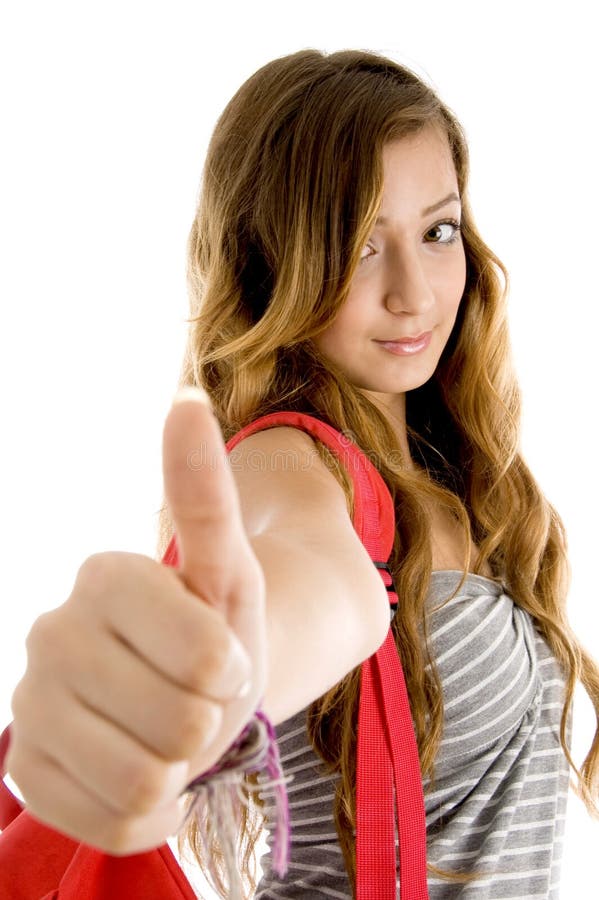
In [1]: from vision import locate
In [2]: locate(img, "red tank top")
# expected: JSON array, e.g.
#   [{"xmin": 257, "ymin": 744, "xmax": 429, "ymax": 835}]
[{"xmin": 0, "ymin": 411, "xmax": 428, "ymax": 899}]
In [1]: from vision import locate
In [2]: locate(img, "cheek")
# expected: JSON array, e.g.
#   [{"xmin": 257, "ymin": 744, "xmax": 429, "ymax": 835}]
[
  {"xmin": 313, "ymin": 307, "xmax": 361, "ymax": 356},
  {"xmin": 441, "ymin": 253, "xmax": 467, "ymax": 320},
  {"xmin": 312, "ymin": 322, "xmax": 341, "ymax": 361}
]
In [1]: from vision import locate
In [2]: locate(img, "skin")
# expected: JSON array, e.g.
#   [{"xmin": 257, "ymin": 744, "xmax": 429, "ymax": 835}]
[
  {"xmin": 7, "ymin": 390, "xmax": 268, "ymax": 854},
  {"xmin": 313, "ymin": 124, "xmax": 467, "ymax": 464},
  {"xmin": 5, "ymin": 128, "xmax": 472, "ymax": 855}
]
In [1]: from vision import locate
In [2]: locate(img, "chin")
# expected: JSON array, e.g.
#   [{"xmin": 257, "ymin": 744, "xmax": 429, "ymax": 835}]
[{"xmin": 360, "ymin": 365, "xmax": 439, "ymax": 395}]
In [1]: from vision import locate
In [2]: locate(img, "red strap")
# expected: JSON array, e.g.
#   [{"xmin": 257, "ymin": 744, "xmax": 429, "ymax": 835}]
[
  {"xmin": 1, "ymin": 409, "xmax": 428, "ymax": 898},
  {"xmin": 224, "ymin": 412, "xmax": 429, "ymax": 897},
  {"xmin": 357, "ymin": 637, "xmax": 429, "ymax": 899}
]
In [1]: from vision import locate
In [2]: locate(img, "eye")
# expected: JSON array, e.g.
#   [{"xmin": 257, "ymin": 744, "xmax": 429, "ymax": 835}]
[
  {"xmin": 425, "ymin": 219, "xmax": 462, "ymax": 245},
  {"xmin": 359, "ymin": 243, "xmax": 376, "ymax": 263},
  {"xmin": 359, "ymin": 218, "xmax": 462, "ymax": 265}
]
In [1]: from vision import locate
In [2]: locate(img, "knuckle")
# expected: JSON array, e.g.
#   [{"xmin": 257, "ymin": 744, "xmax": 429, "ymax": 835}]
[
  {"xmin": 10, "ymin": 678, "xmax": 27, "ymax": 720},
  {"xmin": 25, "ymin": 611, "xmax": 56, "ymax": 653},
  {"xmin": 25, "ymin": 611, "xmax": 66, "ymax": 668},
  {"xmin": 181, "ymin": 632, "xmax": 233, "ymax": 693},
  {"xmin": 91, "ymin": 812, "xmax": 138, "ymax": 855},
  {"xmin": 170, "ymin": 698, "xmax": 222, "ymax": 758},
  {"xmin": 119, "ymin": 758, "xmax": 172, "ymax": 817},
  {"xmin": 173, "ymin": 479, "xmax": 238, "ymax": 525},
  {"xmin": 202, "ymin": 635, "xmax": 232, "ymax": 680},
  {"xmin": 202, "ymin": 632, "xmax": 242, "ymax": 686},
  {"xmin": 202, "ymin": 487, "xmax": 239, "ymax": 520},
  {"xmin": 9, "ymin": 675, "xmax": 40, "ymax": 740},
  {"xmin": 95, "ymin": 804, "xmax": 179, "ymax": 857},
  {"xmin": 76, "ymin": 552, "xmax": 119, "ymax": 598}
]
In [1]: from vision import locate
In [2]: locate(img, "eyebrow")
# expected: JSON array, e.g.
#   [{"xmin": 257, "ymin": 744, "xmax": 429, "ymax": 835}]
[{"xmin": 375, "ymin": 192, "xmax": 461, "ymax": 226}]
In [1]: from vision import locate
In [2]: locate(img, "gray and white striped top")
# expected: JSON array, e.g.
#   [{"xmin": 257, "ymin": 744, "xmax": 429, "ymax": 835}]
[{"xmin": 256, "ymin": 570, "xmax": 571, "ymax": 899}]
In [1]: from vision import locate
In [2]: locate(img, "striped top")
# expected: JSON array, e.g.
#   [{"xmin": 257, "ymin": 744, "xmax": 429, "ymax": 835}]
[{"xmin": 255, "ymin": 570, "xmax": 571, "ymax": 899}]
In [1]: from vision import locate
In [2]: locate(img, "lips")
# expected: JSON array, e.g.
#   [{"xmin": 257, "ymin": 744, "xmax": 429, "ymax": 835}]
[
  {"xmin": 374, "ymin": 331, "xmax": 433, "ymax": 356},
  {"xmin": 377, "ymin": 331, "xmax": 431, "ymax": 343}
]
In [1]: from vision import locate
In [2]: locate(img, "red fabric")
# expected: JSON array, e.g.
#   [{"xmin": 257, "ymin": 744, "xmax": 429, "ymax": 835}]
[
  {"xmin": 0, "ymin": 411, "xmax": 428, "ymax": 898},
  {"xmin": 222, "ymin": 412, "xmax": 429, "ymax": 898},
  {"xmin": 0, "ymin": 727, "xmax": 195, "ymax": 900}
]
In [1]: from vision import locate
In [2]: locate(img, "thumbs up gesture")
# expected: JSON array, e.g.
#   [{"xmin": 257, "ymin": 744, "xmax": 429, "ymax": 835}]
[{"xmin": 7, "ymin": 386, "xmax": 268, "ymax": 854}]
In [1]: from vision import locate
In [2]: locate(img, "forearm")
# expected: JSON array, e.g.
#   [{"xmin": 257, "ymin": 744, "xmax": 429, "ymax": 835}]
[{"xmin": 249, "ymin": 530, "xmax": 389, "ymax": 726}]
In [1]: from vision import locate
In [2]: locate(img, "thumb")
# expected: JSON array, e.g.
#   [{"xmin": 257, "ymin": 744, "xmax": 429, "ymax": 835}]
[{"xmin": 162, "ymin": 385, "xmax": 244, "ymax": 614}]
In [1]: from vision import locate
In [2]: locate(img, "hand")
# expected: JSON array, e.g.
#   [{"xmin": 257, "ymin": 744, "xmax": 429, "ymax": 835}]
[{"xmin": 6, "ymin": 386, "xmax": 268, "ymax": 854}]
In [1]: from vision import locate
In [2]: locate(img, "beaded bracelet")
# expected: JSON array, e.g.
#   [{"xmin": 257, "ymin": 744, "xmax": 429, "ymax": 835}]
[{"xmin": 178, "ymin": 705, "xmax": 291, "ymax": 898}]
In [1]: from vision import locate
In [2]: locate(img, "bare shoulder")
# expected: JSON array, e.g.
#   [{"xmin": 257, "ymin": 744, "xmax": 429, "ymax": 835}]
[{"xmin": 229, "ymin": 425, "xmax": 352, "ymax": 539}]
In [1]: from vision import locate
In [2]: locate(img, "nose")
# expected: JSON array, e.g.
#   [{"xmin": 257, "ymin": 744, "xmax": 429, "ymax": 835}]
[{"xmin": 383, "ymin": 246, "xmax": 435, "ymax": 316}]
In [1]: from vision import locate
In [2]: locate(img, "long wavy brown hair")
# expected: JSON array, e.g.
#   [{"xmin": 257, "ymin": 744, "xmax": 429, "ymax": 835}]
[{"xmin": 155, "ymin": 48, "xmax": 599, "ymax": 898}]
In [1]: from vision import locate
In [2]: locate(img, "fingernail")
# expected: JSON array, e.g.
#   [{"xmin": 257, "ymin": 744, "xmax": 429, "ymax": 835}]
[
  {"xmin": 235, "ymin": 679, "xmax": 252, "ymax": 699},
  {"xmin": 172, "ymin": 385, "xmax": 211, "ymax": 407}
]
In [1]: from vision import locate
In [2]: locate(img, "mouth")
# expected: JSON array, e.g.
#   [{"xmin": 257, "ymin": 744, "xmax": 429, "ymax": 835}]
[
  {"xmin": 373, "ymin": 331, "xmax": 432, "ymax": 355},
  {"xmin": 376, "ymin": 331, "xmax": 431, "ymax": 343}
]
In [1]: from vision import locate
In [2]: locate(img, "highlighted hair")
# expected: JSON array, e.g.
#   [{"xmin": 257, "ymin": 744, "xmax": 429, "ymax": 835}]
[{"xmin": 156, "ymin": 48, "xmax": 599, "ymax": 898}]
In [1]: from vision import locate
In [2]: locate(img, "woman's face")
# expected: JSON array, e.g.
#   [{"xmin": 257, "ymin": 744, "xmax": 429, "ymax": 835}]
[{"xmin": 313, "ymin": 125, "xmax": 467, "ymax": 418}]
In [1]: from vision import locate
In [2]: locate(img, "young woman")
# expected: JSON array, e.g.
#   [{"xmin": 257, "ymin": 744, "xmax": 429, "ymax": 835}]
[{"xmin": 5, "ymin": 48, "xmax": 599, "ymax": 899}]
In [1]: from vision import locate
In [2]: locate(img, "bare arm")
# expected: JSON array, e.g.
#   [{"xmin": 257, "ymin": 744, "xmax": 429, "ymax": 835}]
[
  {"xmin": 231, "ymin": 427, "xmax": 390, "ymax": 726},
  {"xmin": 6, "ymin": 408, "xmax": 389, "ymax": 855}
]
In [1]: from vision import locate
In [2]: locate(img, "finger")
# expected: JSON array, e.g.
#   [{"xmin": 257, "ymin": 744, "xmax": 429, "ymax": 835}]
[
  {"xmin": 5, "ymin": 735, "xmax": 184, "ymax": 856},
  {"xmin": 162, "ymin": 386, "xmax": 247, "ymax": 613},
  {"xmin": 15, "ymin": 635, "xmax": 225, "ymax": 768},
  {"xmin": 62, "ymin": 554, "xmax": 252, "ymax": 698},
  {"xmin": 11, "ymin": 681, "xmax": 191, "ymax": 817}
]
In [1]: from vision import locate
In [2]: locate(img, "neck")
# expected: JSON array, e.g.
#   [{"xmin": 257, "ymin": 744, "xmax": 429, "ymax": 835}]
[{"xmin": 359, "ymin": 390, "xmax": 416, "ymax": 471}]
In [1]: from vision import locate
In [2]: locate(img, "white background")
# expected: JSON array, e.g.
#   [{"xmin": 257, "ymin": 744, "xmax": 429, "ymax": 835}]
[{"xmin": 1, "ymin": 1, "xmax": 597, "ymax": 896}]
